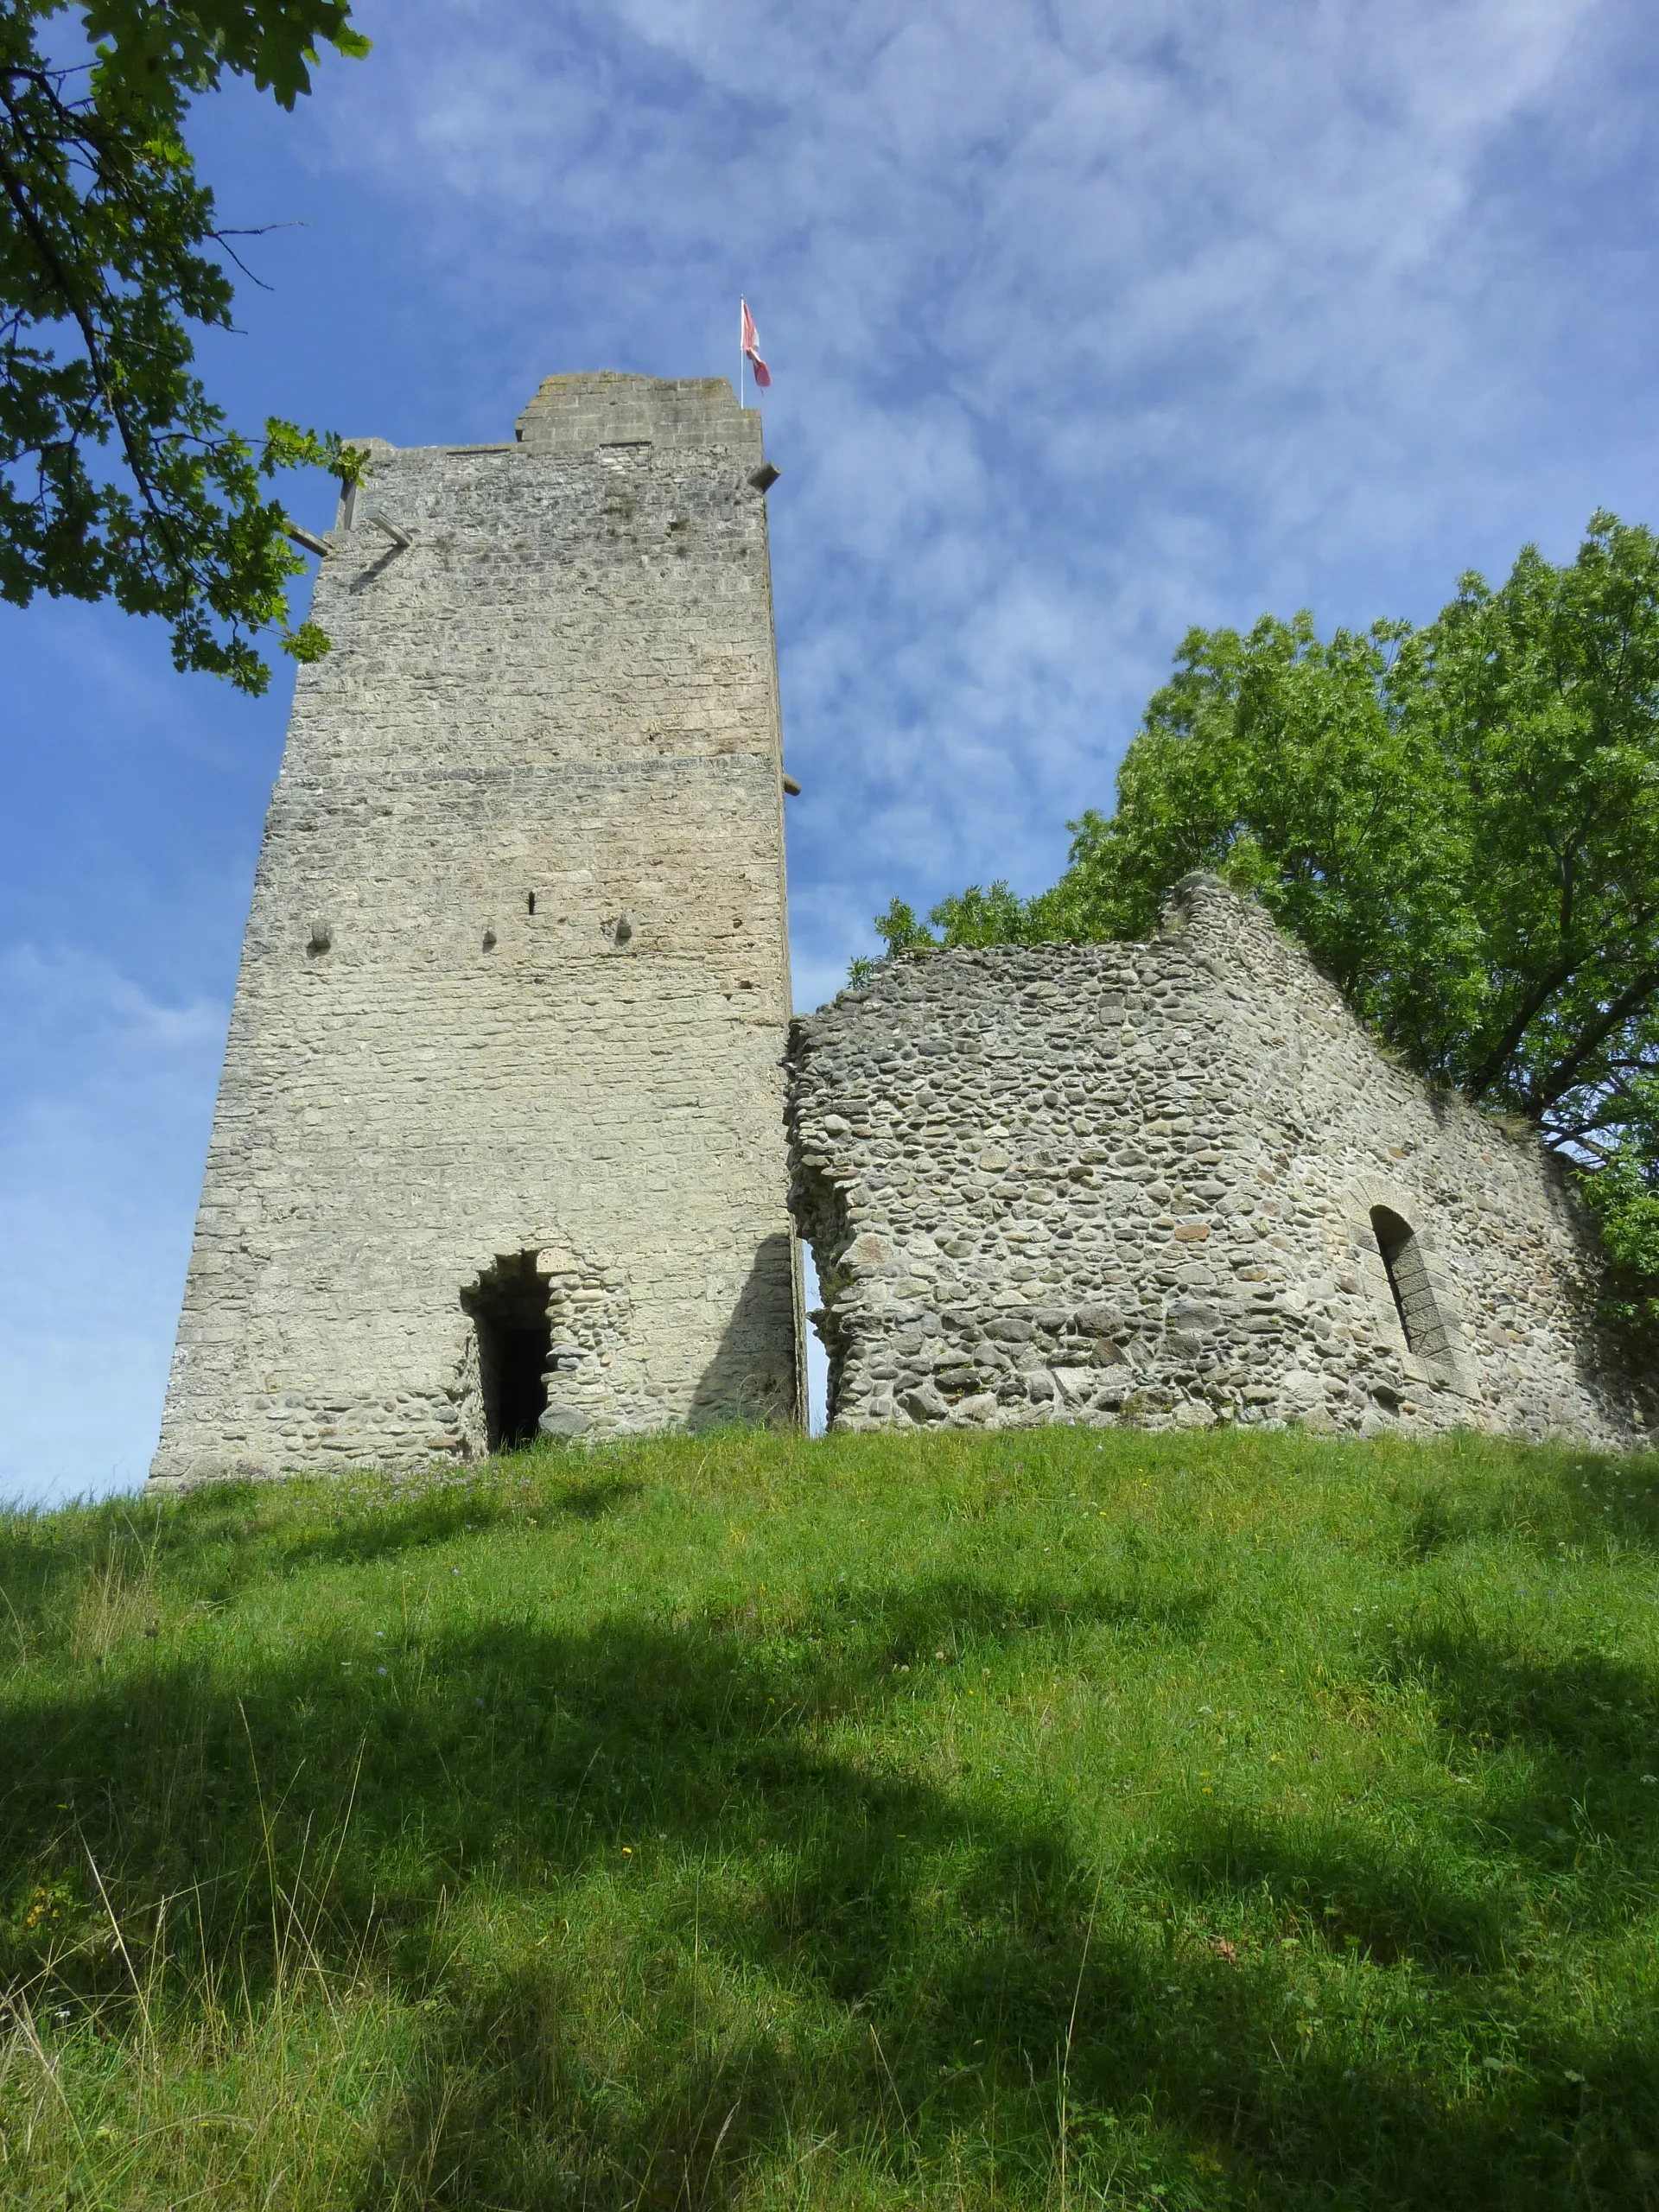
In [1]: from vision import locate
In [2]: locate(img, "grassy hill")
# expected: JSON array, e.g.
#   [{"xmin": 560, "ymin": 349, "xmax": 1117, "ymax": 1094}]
[{"xmin": 2, "ymin": 1425, "xmax": 1658, "ymax": 2209}]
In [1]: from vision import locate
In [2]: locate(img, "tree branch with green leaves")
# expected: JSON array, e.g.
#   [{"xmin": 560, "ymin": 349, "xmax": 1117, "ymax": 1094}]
[{"xmin": 1, "ymin": 0, "xmax": 369, "ymax": 692}]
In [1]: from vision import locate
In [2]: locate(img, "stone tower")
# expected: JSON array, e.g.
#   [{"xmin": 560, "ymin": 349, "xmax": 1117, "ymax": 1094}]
[{"xmin": 149, "ymin": 373, "xmax": 803, "ymax": 1492}]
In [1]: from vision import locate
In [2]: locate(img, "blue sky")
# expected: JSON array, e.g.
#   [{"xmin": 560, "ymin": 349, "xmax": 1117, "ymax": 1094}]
[{"xmin": 4, "ymin": 0, "xmax": 1657, "ymax": 1501}]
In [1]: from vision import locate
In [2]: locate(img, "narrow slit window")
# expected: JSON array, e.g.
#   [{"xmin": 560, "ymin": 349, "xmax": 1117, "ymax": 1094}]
[{"xmin": 1370, "ymin": 1206, "xmax": 1451, "ymax": 1363}]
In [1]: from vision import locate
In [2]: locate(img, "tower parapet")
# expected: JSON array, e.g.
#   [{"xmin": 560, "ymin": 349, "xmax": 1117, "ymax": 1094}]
[{"xmin": 513, "ymin": 371, "xmax": 760, "ymax": 454}]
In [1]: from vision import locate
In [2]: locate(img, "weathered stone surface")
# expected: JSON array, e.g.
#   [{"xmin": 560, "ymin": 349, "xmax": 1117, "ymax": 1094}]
[
  {"xmin": 148, "ymin": 374, "xmax": 802, "ymax": 1494},
  {"xmin": 537, "ymin": 1407, "xmax": 593, "ymax": 1441},
  {"xmin": 788, "ymin": 875, "xmax": 1656, "ymax": 1448}
]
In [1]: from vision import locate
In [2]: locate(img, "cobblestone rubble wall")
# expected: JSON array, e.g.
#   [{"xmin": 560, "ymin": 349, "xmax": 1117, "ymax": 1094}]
[
  {"xmin": 149, "ymin": 374, "xmax": 801, "ymax": 1492},
  {"xmin": 788, "ymin": 876, "xmax": 1655, "ymax": 1448}
]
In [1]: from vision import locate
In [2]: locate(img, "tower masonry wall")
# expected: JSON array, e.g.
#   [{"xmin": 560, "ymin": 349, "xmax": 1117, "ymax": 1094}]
[
  {"xmin": 788, "ymin": 876, "xmax": 1656, "ymax": 1448},
  {"xmin": 149, "ymin": 374, "xmax": 802, "ymax": 1491}
]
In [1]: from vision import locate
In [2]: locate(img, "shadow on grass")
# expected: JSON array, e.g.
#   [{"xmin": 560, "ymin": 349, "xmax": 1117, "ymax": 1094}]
[
  {"xmin": 369, "ymin": 1973, "xmax": 819, "ymax": 2212},
  {"xmin": 3, "ymin": 1573, "xmax": 1658, "ymax": 2204},
  {"xmin": 0, "ymin": 1465, "xmax": 652, "ymax": 1652},
  {"xmin": 241, "ymin": 1467, "xmax": 649, "ymax": 1578},
  {"xmin": 1381, "ymin": 1630, "xmax": 1659, "ymax": 1894},
  {"xmin": 1384, "ymin": 1443, "xmax": 1659, "ymax": 1563},
  {"xmin": 1154, "ymin": 1806, "xmax": 1511, "ymax": 1968}
]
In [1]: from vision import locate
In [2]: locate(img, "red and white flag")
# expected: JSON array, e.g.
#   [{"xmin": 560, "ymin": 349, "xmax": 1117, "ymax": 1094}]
[{"xmin": 740, "ymin": 297, "xmax": 772, "ymax": 389}]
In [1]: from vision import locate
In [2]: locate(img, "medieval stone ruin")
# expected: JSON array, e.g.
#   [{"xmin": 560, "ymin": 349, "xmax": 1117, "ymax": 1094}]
[
  {"xmin": 790, "ymin": 874, "xmax": 1654, "ymax": 1448},
  {"xmin": 148, "ymin": 374, "xmax": 1652, "ymax": 1491}
]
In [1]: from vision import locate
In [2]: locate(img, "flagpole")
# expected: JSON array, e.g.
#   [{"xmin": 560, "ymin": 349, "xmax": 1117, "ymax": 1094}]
[{"xmin": 738, "ymin": 297, "xmax": 745, "ymax": 409}]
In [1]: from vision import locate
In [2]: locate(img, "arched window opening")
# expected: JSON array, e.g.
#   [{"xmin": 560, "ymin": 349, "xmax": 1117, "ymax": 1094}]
[
  {"xmin": 1370, "ymin": 1206, "xmax": 1451, "ymax": 1363},
  {"xmin": 461, "ymin": 1251, "xmax": 551, "ymax": 1449}
]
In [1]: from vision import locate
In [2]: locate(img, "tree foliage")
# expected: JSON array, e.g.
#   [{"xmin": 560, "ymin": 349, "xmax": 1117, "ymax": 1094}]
[
  {"xmin": 874, "ymin": 516, "xmax": 1659, "ymax": 1336},
  {"xmin": 1, "ymin": 0, "xmax": 368, "ymax": 690}
]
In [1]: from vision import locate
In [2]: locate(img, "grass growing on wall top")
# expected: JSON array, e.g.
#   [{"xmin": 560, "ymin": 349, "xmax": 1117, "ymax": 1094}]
[{"xmin": 2, "ymin": 1424, "xmax": 1659, "ymax": 2209}]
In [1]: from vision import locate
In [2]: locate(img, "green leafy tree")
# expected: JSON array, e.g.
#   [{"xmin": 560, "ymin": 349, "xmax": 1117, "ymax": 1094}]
[
  {"xmin": 874, "ymin": 515, "xmax": 1659, "ymax": 1335},
  {"xmin": 2, "ymin": 0, "xmax": 369, "ymax": 691}
]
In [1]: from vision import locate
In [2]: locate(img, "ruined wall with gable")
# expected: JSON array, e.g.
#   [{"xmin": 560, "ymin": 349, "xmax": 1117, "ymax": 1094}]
[
  {"xmin": 149, "ymin": 373, "xmax": 801, "ymax": 1491},
  {"xmin": 788, "ymin": 876, "xmax": 1654, "ymax": 1449}
]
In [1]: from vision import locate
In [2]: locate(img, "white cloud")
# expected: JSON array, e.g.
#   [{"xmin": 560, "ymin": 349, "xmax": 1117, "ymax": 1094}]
[
  {"xmin": 305, "ymin": 0, "xmax": 1643, "ymax": 990},
  {"xmin": 14, "ymin": 0, "xmax": 1656, "ymax": 1491}
]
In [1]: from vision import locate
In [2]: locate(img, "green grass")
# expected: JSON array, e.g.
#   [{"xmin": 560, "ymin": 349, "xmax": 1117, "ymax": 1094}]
[{"xmin": 3, "ymin": 1426, "xmax": 1659, "ymax": 2209}]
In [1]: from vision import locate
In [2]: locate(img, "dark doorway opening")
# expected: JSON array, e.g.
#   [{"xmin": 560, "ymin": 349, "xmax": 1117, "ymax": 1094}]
[
  {"xmin": 1370, "ymin": 1205, "xmax": 1451, "ymax": 1363},
  {"xmin": 461, "ymin": 1252, "xmax": 551, "ymax": 1449}
]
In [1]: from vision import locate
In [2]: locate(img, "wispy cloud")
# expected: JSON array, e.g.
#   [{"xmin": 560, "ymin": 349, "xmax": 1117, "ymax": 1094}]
[
  {"xmin": 306, "ymin": 0, "xmax": 1652, "ymax": 1006},
  {"xmin": 7, "ymin": 0, "xmax": 1656, "ymax": 1493}
]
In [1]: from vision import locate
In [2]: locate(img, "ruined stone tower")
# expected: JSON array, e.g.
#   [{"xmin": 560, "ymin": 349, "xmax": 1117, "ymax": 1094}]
[
  {"xmin": 148, "ymin": 373, "xmax": 802, "ymax": 1491},
  {"xmin": 789, "ymin": 877, "xmax": 1656, "ymax": 1451}
]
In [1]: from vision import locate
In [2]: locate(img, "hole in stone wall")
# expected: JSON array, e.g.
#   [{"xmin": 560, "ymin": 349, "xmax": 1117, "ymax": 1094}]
[
  {"xmin": 527, "ymin": 892, "xmax": 537, "ymax": 915},
  {"xmin": 791, "ymin": 1160, "xmax": 854, "ymax": 1427},
  {"xmin": 461, "ymin": 1252, "xmax": 551, "ymax": 1449},
  {"xmin": 1370, "ymin": 1205, "xmax": 1452, "ymax": 1363},
  {"xmin": 801, "ymin": 1244, "xmax": 829, "ymax": 1436}
]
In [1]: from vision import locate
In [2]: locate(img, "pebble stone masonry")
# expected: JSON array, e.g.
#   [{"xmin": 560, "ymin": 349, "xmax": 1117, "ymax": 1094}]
[
  {"xmin": 788, "ymin": 875, "xmax": 1656, "ymax": 1447},
  {"xmin": 148, "ymin": 373, "xmax": 804, "ymax": 1492}
]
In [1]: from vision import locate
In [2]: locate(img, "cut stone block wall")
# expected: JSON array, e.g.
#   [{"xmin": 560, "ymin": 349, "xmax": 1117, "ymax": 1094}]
[
  {"xmin": 787, "ymin": 875, "xmax": 1655, "ymax": 1449},
  {"xmin": 149, "ymin": 373, "xmax": 802, "ymax": 1491}
]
